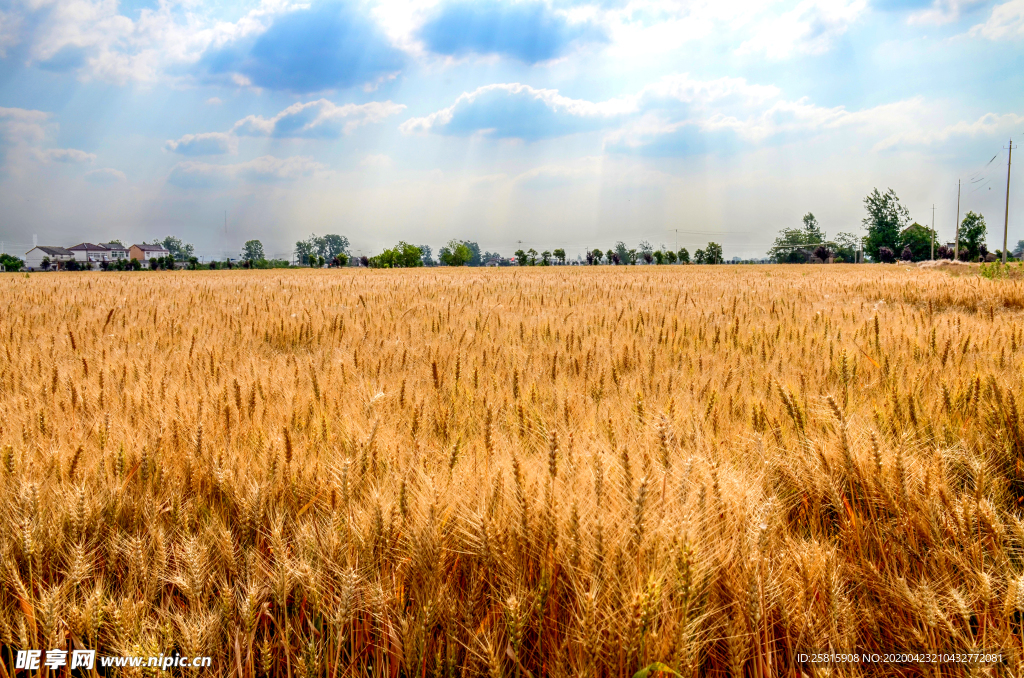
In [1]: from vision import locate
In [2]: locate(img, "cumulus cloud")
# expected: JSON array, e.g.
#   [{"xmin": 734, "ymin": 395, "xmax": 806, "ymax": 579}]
[
  {"xmin": 164, "ymin": 132, "xmax": 237, "ymax": 156},
  {"xmin": 0, "ymin": 107, "xmax": 51, "ymax": 144},
  {"xmin": 233, "ymin": 99, "xmax": 406, "ymax": 138},
  {"xmin": 400, "ymin": 83, "xmax": 633, "ymax": 139},
  {"xmin": 85, "ymin": 167, "xmax": 126, "ymax": 182},
  {"xmin": 737, "ymin": 0, "xmax": 867, "ymax": 59},
  {"xmin": 400, "ymin": 75, "xmax": 778, "ymax": 141},
  {"xmin": 201, "ymin": 2, "xmax": 405, "ymax": 92},
  {"xmin": 168, "ymin": 155, "xmax": 327, "ymax": 187},
  {"xmin": 6, "ymin": 0, "xmax": 301, "ymax": 83},
  {"xmin": 872, "ymin": 111, "xmax": 1024, "ymax": 149},
  {"xmin": 968, "ymin": 0, "xmax": 1024, "ymax": 38},
  {"xmin": 417, "ymin": 0, "xmax": 607, "ymax": 63},
  {"xmin": 39, "ymin": 148, "xmax": 97, "ymax": 163}
]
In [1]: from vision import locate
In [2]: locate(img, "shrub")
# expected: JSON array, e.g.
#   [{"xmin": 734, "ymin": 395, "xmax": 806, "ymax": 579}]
[
  {"xmin": 878, "ymin": 246, "xmax": 895, "ymax": 263},
  {"xmin": 814, "ymin": 245, "xmax": 833, "ymax": 261},
  {"xmin": 901, "ymin": 246, "xmax": 913, "ymax": 261}
]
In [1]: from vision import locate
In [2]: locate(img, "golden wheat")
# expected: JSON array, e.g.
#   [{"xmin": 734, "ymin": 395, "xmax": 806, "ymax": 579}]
[{"xmin": 2, "ymin": 265, "xmax": 1024, "ymax": 676}]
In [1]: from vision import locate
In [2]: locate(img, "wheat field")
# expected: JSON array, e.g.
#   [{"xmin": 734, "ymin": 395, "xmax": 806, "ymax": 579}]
[{"xmin": 3, "ymin": 265, "xmax": 1024, "ymax": 677}]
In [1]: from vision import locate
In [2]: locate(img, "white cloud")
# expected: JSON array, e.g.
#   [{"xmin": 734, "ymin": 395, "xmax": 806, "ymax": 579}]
[
  {"xmin": 738, "ymin": 0, "xmax": 867, "ymax": 59},
  {"xmin": 233, "ymin": 99, "xmax": 406, "ymax": 138},
  {"xmin": 164, "ymin": 132, "xmax": 237, "ymax": 156},
  {"xmin": 206, "ymin": 97, "xmax": 223, "ymax": 105},
  {"xmin": 0, "ymin": 107, "xmax": 51, "ymax": 144},
  {"xmin": 85, "ymin": 167, "xmax": 126, "ymax": 182},
  {"xmin": 361, "ymin": 153, "xmax": 393, "ymax": 168},
  {"xmin": 873, "ymin": 111, "xmax": 1024, "ymax": 149},
  {"xmin": 16, "ymin": 0, "xmax": 302, "ymax": 83},
  {"xmin": 909, "ymin": 0, "xmax": 987, "ymax": 25},
  {"xmin": 968, "ymin": 0, "xmax": 1024, "ymax": 39},
  {"xmin": 169, "ymin": 155, "xmax": 327, "ymax": 186},
  {"xmin": 39, "ymin": 147, "xmax": 96, "ymax": 163},
  {"xmin": 400, "ymin": 83, "xmax": 635, "ymax": 135}
]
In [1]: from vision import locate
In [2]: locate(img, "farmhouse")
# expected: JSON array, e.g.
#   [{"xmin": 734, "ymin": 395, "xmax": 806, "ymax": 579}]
[
  {"xmin": 68, "ymin": 243, "xmax": 112, "ymax": 263},
  {"xmin": 99, "ymin": 243, "xmax": 129, "ymax": 261},
  {"xmin": 23, "ymin": 246, "xmax": 74, "ymax": 271},
  {"xmin": 129, "ymin": 244, "xmax": 171, "ymax": 268}
]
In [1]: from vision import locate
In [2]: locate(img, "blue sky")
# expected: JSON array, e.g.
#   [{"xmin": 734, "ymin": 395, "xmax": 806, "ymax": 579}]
[{"xmin": 0, "ymin": 0, "xmax": 1021, "ymax": 260}]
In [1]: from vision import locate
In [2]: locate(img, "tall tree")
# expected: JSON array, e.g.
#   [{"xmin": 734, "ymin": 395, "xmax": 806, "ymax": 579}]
[
  {"xmin": 614, "ymin": 241, "xmax": 630, "ymax": 265},
  {"xmin": 439, "ymin": 240, "xmax": 471, "ymax": 266},
  {"xmin": 241, "ymin": 239, "xmax": 265, "ymax": 261},
  {"xmin": 159, "ymin": 236, "xmax": 195, "ymax": 261},
  {"xmin": 704, "ymin": 242, "xmax": 723, "ymax": 264},
  {"xmin": 899, "ymin": 223, "xmax": 937, "ymax": 262},
  {"xmin": 515, "ymin": 249, "xmax": 528, "ymax": 266},
  {"xmin": 957, "ymin": 212, "xmax": 987, "ymax": 261},
  {"xmin": 863, "ymin": 188, "xmax": 910, "ymax": 262},
  {"xmin": 462, "ymin": 241, "xmax": 481, "ymax": 266},
  {"xmin": 418, "ymin": 244, "xmax": 435, "ymax": 266},
  {"xmin": 297, "ymin": 234, "xmax": 350, "ymax": 263},
  {"xmin": 553, "ymin": 248, "xmax": 566, "ymax": 265}
]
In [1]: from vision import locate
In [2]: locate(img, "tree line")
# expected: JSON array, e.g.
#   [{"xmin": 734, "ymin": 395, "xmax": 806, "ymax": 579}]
[{"xmin": 769, "ymin": 188, "xmax": 1021, "ymax": 264}]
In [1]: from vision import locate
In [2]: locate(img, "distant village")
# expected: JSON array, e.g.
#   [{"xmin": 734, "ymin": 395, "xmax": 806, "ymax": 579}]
[{"xmin": 21, "ymin": 242, "xmax": 171, "ymax": 271}]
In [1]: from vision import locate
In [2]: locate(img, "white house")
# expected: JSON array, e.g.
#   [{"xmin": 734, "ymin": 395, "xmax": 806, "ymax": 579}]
[
  {"xmin": 68, "ymin": 243, "xmax": 111, "ymax": 263},
  {"xmin": 99, "ymin": 243, "xmax": 129, "ymax": 261},
  {"xmin": 24, "ymin": 246, "xmax": 74, "ymax": 271}
]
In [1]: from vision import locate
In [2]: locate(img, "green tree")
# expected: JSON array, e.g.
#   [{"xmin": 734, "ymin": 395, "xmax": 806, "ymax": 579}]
[
  {"xmin": 802, "ymin": 213, "xmax": 824, "ymax": 242},
  {"xmin": 541, "ymin": 250, "xmax": 552, "ymax": 266},
  {"xmin": 614, "ymin": 242, "xmax": 630, "ymax": 265},
  {"xmin": 241, "ymin": 239, "xmax": 265, "ymax": 261},
  {"xmin": 439, "ymin": 240, "xmax": 472, "ymax": 266},
  {"xmin": 187, "ymin": 256, "xmax": 199, "ymax": 270},
  {"xmin": 590, "ymin": 249, "xmax": 603, "ymax": 264},
  {"xmin": 704, "ymin": 242, "xmax": 723, "ymax": 264},
  {"xmin": 1013, "ymin": 240, "xmax": 1024, "ymax": 258},
  {"xmin": 0, "ymin": 253, "xmax": 23, "ymax": 271},
  {"xmin": 417, "ymin": 245, "xmax": 434, "ymax": 266},
  {"xmin": 693, "ymin": 249, "xmax": 705, "ymax": 264},
  {"xmin": 678, "ymin": 248, "xmax": 690, "ymax": 264},
  {"xmin": 665, "ymin": 250, "xmax": 677, "ymax": 264},
  {"xmin": 462, "ymin": 241, "xmax": 481, "ymax": 266},
  {"xmin": 515, "ymin": 249, "xmax": 528, "ymax": 266},
  {"xmin": 957, "ymin": 212, "xmax": 987, "ymax": 261},
  {"xmin": 863, "ymin": 188, "xmax": 910, "ymax": 262},
  {"xmin": 833, "ymin": 232, "xmax": 861, "ymax": 263},
  {"xmin": 553, "ymin": 248, "xmax": 566, "ymax": 265},
  {"xmin": 159, "ymin": 236, "xmax": 195, "ymax": 261},
  {"xmin": 899, "ymin": 223, "xmax": 937, "ymax": 262},
  {"xmin": 653, "ymin": 250, "xmax": 664, "ymax": 264},
  {"xmin": 297, "ymin": 233, "xmax": 350, "ymax": 264},
  {"xmin": 768, "ymin": 212, "xmax": 826, "ymax": 262},
  {"xmin": 527, "ymin": 248, "xmax": 538, "ymax": 266},
  {"xmin": 606, "ymin": 249, "xmax": 614, "ymax": 264}
]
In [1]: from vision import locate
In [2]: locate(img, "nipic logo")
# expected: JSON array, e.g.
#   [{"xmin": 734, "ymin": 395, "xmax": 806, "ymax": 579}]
[
  {"xmin": 15, "ymin": 649, "xmax": 95, "ymax": 670},
  {"xmin": 13, "ymin": 649, "xmax": 211, "ymax": 671}
]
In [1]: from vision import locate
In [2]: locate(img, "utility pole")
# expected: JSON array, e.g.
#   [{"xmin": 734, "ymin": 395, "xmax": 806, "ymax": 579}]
[
  {"xmin": 1003, "ymin": 139, "xmax": 1014, "ymax": 265},
  {"xmin": 954, "ymin": 180, "xmax": 961, "ymax": 261},
  {"xmin": 931, "ymin": 204, "xmax": 935, "ymax": 260}
]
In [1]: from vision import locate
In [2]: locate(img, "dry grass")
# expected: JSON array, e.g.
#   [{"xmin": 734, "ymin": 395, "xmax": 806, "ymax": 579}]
[{"xmin": 3, "ymin": 265, "xmax": 1024, "ymax": 677}]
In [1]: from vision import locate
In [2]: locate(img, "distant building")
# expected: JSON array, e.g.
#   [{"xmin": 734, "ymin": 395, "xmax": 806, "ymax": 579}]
[
  {"xmin": 68, "ymin": 243, "xmax": 111, "ymax": 263},
  {"xmin": 129, "ymin": 244, "xmax": 171, "ymax": 267},
  {"xmin": 99, "ymin": 243, "xmax": 129, "ymax": 261},
  {"xmin": 24, "ymin": 246, "xmax": 74, "ymax": 271}
]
